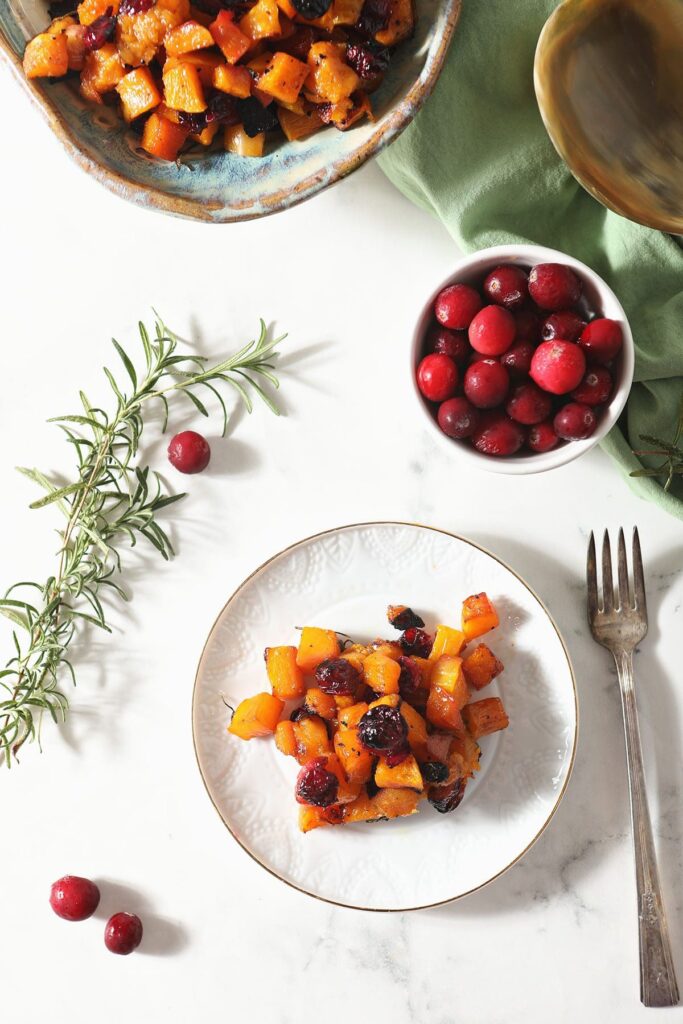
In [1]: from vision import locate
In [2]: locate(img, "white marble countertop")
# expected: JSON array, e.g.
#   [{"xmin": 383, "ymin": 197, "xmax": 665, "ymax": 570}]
[{"xmin": 2, "ymin": 64, "xmax": 683, "ymax": 1024}]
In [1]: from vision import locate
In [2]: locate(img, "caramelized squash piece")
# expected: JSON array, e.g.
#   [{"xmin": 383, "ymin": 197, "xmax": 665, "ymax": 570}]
[
  {"xmin": 210, "ymin": 10, "xmax": 251, "ymax": 63},
  {"xmin": 190, "ymin": 120, "xmax": 219, "ymax": 145},
  {"xmin": 426, "ymin": 685, "xmax": 465, "ymax": 733},
  {"xmin": 265, "ymin": 645, "xmax": 306, "ymax": 700},
  {"xmin": 239, "ymin": 0, "xmax": 280, "ymax": 41},
  {"xmin": 306, "ymin": 42, "xmax": 359, "ymax": 103},
  {"xmin": 343, "ymin": 787, "xmax": 421, "ymax": 823},
  {"xmin": 320, "ymin": 752, "xmax": 361, "ymax": 804},
  {"xmin": 228, "ymin": 692, "xmax": 283, "ymax": 739},
  {"xmin": 338, "ymin": 649, "xmax": 367, "ymax": 677},
  {"xmin": 338, "ymin": 701, "xmax": 369, "ymax": 730},
  {"xmin": 296, "ymin": 626, "xmax": 340, "ymax": 673},
  {"xmin": 430, "ymin": 654, "xmax": 469, "ymax": 706},
  {"xmin": 375, "ymin": 752, "xmax": 423, "ymax": 791},
  {"xmin": 333, "ymin": 727, "xmax": 373, "ymax": 785},
  {"xmin": 116, "ymin": 67, "xmax": 161, "ymax": 122},
  {"xmin": 368, "ymin": 693, "xmax": 400, "ymax": 710},
  {"xmin": 164, "ymin": 18, "xmax": 214, "ymax": 56},
  {"xmin": 23, "ymin": 30, "xmax": 68, "ymax": 78},
  {"xmin": 274, "ymin": 719, "xmax": 297, "ymax": 757},
  {"xmin": 375, "ymin": 0, "xmax": 414, "ymax": 45},
  {"xmin": 141, "ymin": 110, "xmax": 188, "ymax": 159},
  {"xmin": 80, "ymin": 43, "xmax": 125, "ymax": 99},
  {"xmin": 258, "ymin": 51, "xmax": 309, "ymax": 105},
  {"xmin": 399, "ymin": 701, "xmax": 428, "ymax": 762},
  {"xmin": 77, "ymin": 0, "xmax": 119, "ymax": 25},
  {"xmin": 462, "ymin": 698, "xmax": 509, "ymax": 739},
  {"xmin": 163, "ymin": 60, "xmax": 207, "ymax": 111},
  {"xmin": 363, "ymin": 652, "xmax": 401, "ymax": 695},
  {"xmin": 429, "ymin": 625, "xmax": 466, "ymax": 662},
  {"xmin": 213, "ymin": 62, "xmax": 252, "ymax": 98},
  {"xmin": 462, "ymin": 644, "xmax": 504, "ymax": 690},
  {"xmin": 462, "ymin": 593, "xmax": 499, "ymax": 641},
  {"xmin": 292, "ymin": 714, "xmax": 332, "ymax": 763},
  {"xmin": 167, "ymin": 49, "xmax": 222, "ymax": 87},
  {"xmin": 303, "ymin": 687, "xmax": 337, "ymax": 721},
  {"xmin": 299, "ymin": 803, "xmax": 344, "ymax": 832}
]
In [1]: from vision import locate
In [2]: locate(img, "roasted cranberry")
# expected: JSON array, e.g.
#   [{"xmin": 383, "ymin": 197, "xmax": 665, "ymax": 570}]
[
  {"xmin": 292, "ymin": 0, "xmax": 331, "ymax": 14},
  {"xmin": 388, "ymin": 606, "xmax": 425, "ymax": 630},
  {"xmin": 501, "ymin": 341, "xmax": 535, "ymax": 379},
  {"xmin": 506, "ymin": 382, "xmax": 552, "ymax": 425},
  {"xmin": 578, "ymin": 318, "xmax": 623, "ymax": 365},
  {"xmin": 277, "ymin": 26, "xmax": 317, "ymax": 60},
  {"xmin": 437, "ymin": 396, "xmax": 480, "ymax": 439},
  {"xmin": 398, "ymin": 655, "xmax": 423, "ymax": 702},
  {"xmin": 528, "ymin": 263, "xmax": 582, "ymax": 310},
  {"xmin": 207, "ymin": 93, "xmax": 240, "ymax": 126},
  {"xmin": 399, "ymin": 627, "xmax": 433, "ymax": 658},
  {"xmin": 296, "ymin": 757, "xmax": 339, "ymax": 806},
  {"xmin": 422, "ymin": 761, "xmax": 449, "ymax": 783},
  {"xmin": 346, "ymin": 41, "xmax": 389, "ymax": 78},
  {"xmin": 527, "ymin": 420, "xmax": 559, "ymax": 453},
  {"xmin": 289, "ymin": 705, "xmax": 311, "ymax": 722},
  {"xmin": 384, "ymin": 745, "xmax": 411, "ymax": 767},
  {"xmin": 483, "ymin": 265, "xmax": 528, "ymax": 310},
  {"xmin": 530, "ymin": 341, "xmax": 586, "ymax": 395},
  {"xmin": 118, "ymin": 0, "xmax": 153, "ymax": 14},
  {"xmin": 49, "ymin": 876, "xmax": 100, "ymax": 921},
  {"xmin": 315, "ymin": 657, "xmax": 361, "ymax": 695},
  {"xmin": 417, "ymin": 353, "xmax": 458, "ymax": 402},
  {"xmin": 177, "ymin": 111, "xmax": 208, "ymax": 133},
  {"xmin": 512, "ymin": 307, "xmax": 540, "ymax": 343},
  {"xmin": 236, "ymin": 97, "xmax": 279, "ymax": 135},
  {"xmin": 357, "ymin": 705, "xmax": 408, "ymax": 754},
  {"xmin": 571, "ymin": 365, "xmax": 613, "ymax": 405},
  {"xmin": 167, "ymin": 430, "xmax": 211, "ymax": 474},
  {"xmin": 464, "ymin": 359, "xmax": 509, "ymax": 409},
  {"xmin": 554, "ymin": 402, "xmax": 597, "ymax": 440},
  {"xmin": 356, "ymin": 0, "xmax": 391, "ymax": 35},
  {"xmin": 541, "ymin": 310, "xmax": 586, "ymax": 342},
  {"xmin": 434, "ymin": 284, "xmax": 482, "ymax": 330},
  {"xmin": 427, "ymin": 325, "xmax": 470, "ymax": 365},
  {"xmin": 429, "ymin": 776, "xmax": 466, "ymax": 813},
  {"xmin": 104, "ymin": 913, "xmax": 143, "ymax": 955},
  {"xmin": 83, "ymin": 9, "xmax": 115, "ymax": 51},
  {"xmin": 472, "ymin": 413, "xmax": 525, "ymax": 457},
  {"xmin": 468, "ymin": 305, "xmax": 516, "ymax": 356}
]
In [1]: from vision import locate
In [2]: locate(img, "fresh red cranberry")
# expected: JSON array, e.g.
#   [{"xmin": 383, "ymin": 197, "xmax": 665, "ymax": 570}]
[
  {"xmin": 530, "ymin": 341, "xmax": 586, "ymax": 394},
  {"xmin": 578, "ymin": 318, "xmax": 623, "ymax": 365},
  {"xmin": 427, "ymin": 325, "xmax": 470, "ymax": 366},
  {"xmin": 554, "ymin": 402, "xmax": 597, "ymax": 440},
  {"xmin": 528, "ymin": 263, "xmax": 582, "ymax": 310},
  {"xmin": 314, "ymin": 658, "xmax": 361, "ymax": 695},
  {"xmin": 104, "ymin": 913, "xmax": 143, "ymax": 955},
  {"xmin": 541, "ymin": 310, "xmax": 586, "ymax": 342},
  {"xmin": 398, "ymin": 656, "xmax": 423, "ymax": 703},
  {"xmin": 357, "ymin": 705, "xmax": 408, "ymax": 754},
  {"xmin": 506, "ymin": 382, "xmax": 552, "ymax": 425},
  {"xmin": 295, "ymin": 758, "xmax": 339, "ymax": 807},
  {"xmin": 527, "ymin": 420, "xmax": 559, "ymax": 453},
  {"xmin": 399, "ymin": 627, "xmax": 433, "ymax": 658},
  {"xmin": 468, "ymin": 305, "xmax": 516, "ymax": 356},
  {"xmin": 83, "ymin": 9, "xmax": 115, "ymax": 50},
  {"xmin": 433, "ymin": 284, "xmax": 482, "ymax": 330},
  {"xmin": 483, "ymin": 265, "xmax": 528, "ymax": 310},
  {"xmin": 464, "ymin": 360, "xmax": 510, "ymax": 409},
  {"xmin": 512, "ymin": 307, "xmax": 540, "ymax": 342},
  {"xmin": 472, "ymin": 413, "xmax": 525, "ymax": 457},
  {"xmin": 167, "ymin": 430, "xmax": 211, "ymax": 474},
  {"xmin": 571, "ymin": 365, "xmax": 613, "ymax": 405},
  {"xmin": 49, "ymin": 876, "xmax": 100, "ymax": 921},
  {"xmin": 501, "ymin": 341, "xmax": 535, "ymax": 379},
  {"xmin": 417, "ymin": 353, "xmax": 458, "ymax": 402},
  {"xmin": 437, "ymin": 396, "xmax": 480, "ymax": 439}
]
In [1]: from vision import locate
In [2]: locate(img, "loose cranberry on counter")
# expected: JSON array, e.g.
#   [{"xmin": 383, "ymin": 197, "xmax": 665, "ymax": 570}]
[
  {"xmin": 554, "ymin": 402, "xmax": 597, "ymax": 440},
  {"xmin": 571, "ymin": 365, "xmax": 613, "ymax": 406},
  {"xmin": 472, "ymin": 413, "xmax": 525, "ymax": 457},
  {"xmin": 464, "ymin": 359, "xmax": 510, "ymax": 409},
  {"xmin": 468, "ymin": 305, "xmax": 516, "ymax": 356},
  {"xmin": 501, "ymin": 341, "xmax": 535, "ymax": 379},
  {"xmin": 104, "ymin": 913, "xmax": 144, "ymax": 955},
  {"xmin": 434, "ymin": 283, "xmax": 482, "ymax": 330},
  {"xmin": 530, "ymin": 341, "xmax": 586, "ymax": 395},
  {"xmin": 506, "ymin": 382, "xmax": 552, "ymax": 425},
  {"xmin": 527, "ymin": 420, "xmax": 559, "ymax": 453},
  {"xmin": 295, "ymin": 758, "xmax": 339, "ymax": 807},
  {"xmin": 483, "ymin": 265, "xmax": 528, "ymax": 310},
  {"xmin": 427, "ymin": 325, "xmax": 470, "ymax": 365},
  {"xmin": 437, "ymin": 396, "xmax": 480, "ymax": 439},
  {"xmin": 167, "ymin": 430, "xmax": 211, "ymax": 474},
  {"xmin": 49, "ymin": 876, "xmax": 100, "ymax": 921},
  {"xmin": 578, "ymin": 318, "xmax": 623, "ymax": 365},
  {"xmin": 541, "ymin": 310, "xmax": 586, "ymax": 342},
  {"xmin": 512, "ymin": 307, "xmax": 540, "ymax": 343},
  {"xmin": 528, "ymin": 263, "xmax": 582, "ymax": 310},
  {"xmin": 417, "ymin": 353, "xmax": 458, "ymax": 402}
]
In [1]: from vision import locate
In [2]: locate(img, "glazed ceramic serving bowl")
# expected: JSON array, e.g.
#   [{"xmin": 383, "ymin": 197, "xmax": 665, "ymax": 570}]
[
  {"xmin": 0, "ymin": 0, "xmax": 461, "ymax": 222},
  {"xmin": 410, "ymin": 243, "xmax": 635, "ymax": 476}
]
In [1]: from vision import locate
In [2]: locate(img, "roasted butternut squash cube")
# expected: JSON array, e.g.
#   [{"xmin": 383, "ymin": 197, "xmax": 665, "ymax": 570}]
[
  {"xmin": 165, "ymin": 19, "xmax": 214, "ymax": 56},
  {"xmin": 462, "ymin": 644, "xmax": 504, "ymax": 691},
  {"xmin": 228, "ymin": 691, "xmax": 283, "ymax": 739},
  {"xmin": 321, "ymin": 92, "xmax": 371, "ymax": 130},
  {"xmin": 116, "ymin": 67, "xmax": 161, "ymax": 121},
  {"xmin": 117, "ymin": 0, "xmax": 191, "ymax": 67},
  {"xmin": 338, "ymin": 649, "xmax": 367, "ymax": 677},
  {"xmin": 163, "ymin": 60, "xmax": 207, "ymax": 111},
  {"xmin": 375, "ymin": 752, "xmax": 423, "ymax": 791},
  {"xmin": 81, "ymin": 43, "xmax": 125, "ymax": 99},
  {"xmin": 141, "ymin": 110, "xmax": 188, "ymax": 159},
  {"xmin": 77, "ymin": 0, "xmax": 119, "ymax": 24},
  {"xmin": 371, "ymin": 641, "xmax": 402, "ymax": 661},
  {"xmin": 429, "ymin": 624, "xmax": 466, "ymax": 661},
  {"xmin": 295, "ymin": 626, "xmax": 340, "ymax": 673},
  {"xmin": 368, "ymin": 693, "xmax": 400, "ymax": 710},
  {"xmin": 167, "ymin": 50, "xmax": 223, "ymax": 87},
  {"xmin": 412, "ymin": 656, "xmax": 432, "ymax": 686},
  {"xmin": 299, "ymin": 803, "xmax": 344, "ymax": 832},
  {"xmin": 265, "ymin": 645, "xmax": 305, "ymax": 700},
  {"xmin": 209, "ymin": 9, "xmax": 251, "ymax": 61},
  {"xmin": 276, "ymin": 0, "xmax": 297, "ymax": 16},
  {"xmin": 462, "ymin": 593, "xmax": 499, "ymax": 641},
  {"xmin": 426, "ymin": 685, "xmax": 465, "ymax": 733},
  {"xmin": 399, "ymin": 701, "xmax": 428, "ymax": 762},
  {"xmin": 333, "ymin": 693, "xmax": 355, "ymax": 711},
  {"xmin": 375, "ymin": 0, "xmax": 413, "ymax": 45},
  {"xmin": 292, "ymin": 714, "xmax": 332, "ymax": 763},
  {"xmin": 213, "ymin": 62, "xmax": 252, "ymax": 97},
  {"xmin": 462, "ymin": 698, "xmax": 509, "ymax": 739},
  {"xmin": 343, "ymin": 787, "xmax": 421, "ymax": 823},
  {"xmin": 306, "ymin": 42, "xmax": 359, "ymax": 103},
  {"xmin": 333, "ymin": 726, "xmax": 373, "ymax": 785},
  {"xmin": 274, "ymin": 718, "xmax": 297, "ymax": 757},
  {"xmin": 258, "ymin": 51, "xmax": 308, "ymax": 104},
  {"xmin": 338, "ymin": 701, "xmax": 369, "ymax": 730},
  {"xmin": 452, "ymin": 729, "xmax": 482, "ymax": 777},
  {"xmin": 239, "ymin": 0, "xmax": 280, "ymax": 41},
  {"xmin": 65, "ymin": 23, "xmax": 87, "ymax": 71},
  {"xmin": 430, "ymin": 654, "xmax": 469, "ymax": 707},
  {"xmin": 363, "ymin": 652, "xmax": 401, "ymax": 695},
  {"xmin": 330, "ymin": 0, "xmax": 364, "ymax": 24},
  {"xmin": 190, "ymin": 120, "xmax": 219, "ymax": 145},
  {"xmin": 23, "ymin": 31, "xmax": 69, "ymax": 79},
  {"xmin": 303, "ymin": 686, "xmax": 337, "ymax": 721},
  {"xmin": 320, "ymin": 752, "xmax": 361, "ymax": 803}
]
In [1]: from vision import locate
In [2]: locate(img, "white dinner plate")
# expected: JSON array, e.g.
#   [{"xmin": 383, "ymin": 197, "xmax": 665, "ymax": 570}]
[{"xmin": 192, "ymin": 522, "xmax": 578, "ymax": 911}]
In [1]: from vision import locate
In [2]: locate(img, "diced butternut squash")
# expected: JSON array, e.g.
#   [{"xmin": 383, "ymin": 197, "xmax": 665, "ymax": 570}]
[
  {"xmin": 399, "ymin": 701, "xmax": 428, "ymax": 762},
  {"xmin": 163, "ymin": 60, "xmax": 207, "ymax": 111},
  {"xmin": 343, "ymin": 787, "xmax": 421, "ymax": 823},
  {"xmin": 164, "ymin": 19, "xmax": 214, "ymax": 56},
  {"xmin": 77, "ymin": 0, "xmax": 119, "ymax": 25},
  {"xmin": 141, "ymin": 110, "xmax": 188, "ymax": 159},
  {"xmin": 462, "ymin": 644, "xmax": 504, "ymax": 691},
  {"xmin": 274, "ymin": 719, "xmax": 297, "ymax": 757},
  {"xmin": 375, "ymin": 752, "xmax": 423, "ymax": 791},
  {"xmin": 338, "ymin": 701, "xmax": 368, "ymax": 730},
  {"xmin": 299, "ymin": 803, "xmax": 344, "ymax": 832},
  {"xmin": 303, "ymin": 686, "xmax": 337, "ymax": 721},
  {"xmin": 329, "ymin": 0, "xmax": 364, "ymax": 24},
  {"xmin": 65, "ymin": 23, "xmax": 87, "ymax": 71},
  {"xmin": 210, "ymin": 9, "xmax": 251, "ymax": 61},
  {"xmin": 228, "ymin": 692, "xmax": 283, "ymax": 739},
  {"xmin": 368, "ymin": 693, "xmax": 400, "ymax": 710},
  {"xmin": 306, "ymin": 42, "xmax": 358, "ymax": 103},
  {"xmin": 430, "ymin": 654, "xmax": 469, "ymax": 707},
  {"xmin": 462, "ymin": 698, "xmax": 510, "ymax": 739},
  {"xmin": 319, "ymin": 92, "xmax": 371, "ymax": 130},
  {"xmin": 116, "ymin": 67, "xmax": 161, "ymax": 122},
  {"xmin": 333, "ymin": 693, "xmax": 355, "ymax": 711},
  {"xmin": 363, "ymin": 652, "xmax": 401, "ymax": 695},
  {"xmin": 265, "ymin": 645, "xmax": 306, "ymax": 700},
  {"xmin": 275, "ymin": 0, "xmax": 297, "ymax": 17},
  {"xmin": 80, "ymin": 43, "xmax": 125, "ymax": 99},
  {"xmin": 258, "ymin": 51, "xmax": 308, "ymax": 105},
  {"xmin": 213, "ymin": 62, "xmax": 252, "ymax": 97},
  {"xmin": 462, "ymin": 593, "xmax": 499, "ymax": 641},
  {"xmin": 371, "ymin": 641, "xmax": 402, "ymax": 661},
  {"xmin": 338, "ymin": 649, "xmax": 366, "ymax": 677},
  {"xmin": 429, "ymin": 625, "xmax": 466, "ymax": 661},
  {"xmin": 426, "ymin": 685, "xmax": 465, "ymax": 734},
  {"xmin": 239, "ymin": 0, "xmax": 280, "ymax": 41},
  {"xmin": 295, "ymin": 626, "xmax": 340, "ymax": 673},
  {"xmin": 452, "ymin": 729, "xmax": 481, "ymax": 777},
  {"xmin": 375, "ymin": 0, "xmax": 413, "ymax": 45},
  {"xmin": 190, "ymin": 120, "xmax": 219, "ymax": 145},
  {"xmin": 292, "ymin": 714, "xmax": 332, "ymax": 763},
  {"xmin": 412, "ymin": 656, "xmax": 432, "ymax": 686},
  {"xmin": 333, "ymin": 726, "xmax": 373, "ymax": 785},
  {"xmin": 320, "ymin": 752, "xmax": 361, "ymax": 804},
  {"xmin": 23, "ymin": 31, "xmax": 69, "ymax": 79},
  {"xmin": 117, "ymin": 0, "xmax": 191, "ymax": 68},
  {"xmin": 167, "ymin": 50, "xmax": 223, "ymax": 87}
]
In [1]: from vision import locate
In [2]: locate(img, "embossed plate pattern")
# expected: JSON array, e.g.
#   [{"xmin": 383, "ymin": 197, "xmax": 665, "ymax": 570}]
[{"xmin": 193, "ymin": 523, "xmax": 577, "ymax": 910}]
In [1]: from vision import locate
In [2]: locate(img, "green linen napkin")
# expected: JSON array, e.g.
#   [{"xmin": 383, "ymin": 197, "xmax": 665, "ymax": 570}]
[{"xmin": 378, "ymin": 0, "xmax": 683, "ymax": 518}]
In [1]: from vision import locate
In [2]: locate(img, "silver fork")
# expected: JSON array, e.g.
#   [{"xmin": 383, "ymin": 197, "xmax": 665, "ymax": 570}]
[{"xmin": 587, "ymin": 528, "xmax": 679, "ymax": 1007}]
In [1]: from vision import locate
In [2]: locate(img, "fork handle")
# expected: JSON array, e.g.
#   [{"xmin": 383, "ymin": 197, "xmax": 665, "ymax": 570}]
[{"xmin": 614, "ymin": 649, "xmax": 679, "ymax": 1007}]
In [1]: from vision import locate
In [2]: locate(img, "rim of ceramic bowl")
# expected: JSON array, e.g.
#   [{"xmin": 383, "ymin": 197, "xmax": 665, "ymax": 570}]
[
  {"xmin": 410, "ymin": 243, "xmax": 635, "ymax": 475},
  {"xmin": 0, "ymin": 0, "xmax": 463, "ymax": 223},
  {"xmin": 192, "ymin": 520, "xmax": 579, "ymax": 912}
]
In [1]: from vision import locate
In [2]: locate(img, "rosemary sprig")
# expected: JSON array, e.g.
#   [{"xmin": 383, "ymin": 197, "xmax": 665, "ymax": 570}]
[
  {"xmin": 0, "ymin": 317, "xmax": 284, "ymax": 764},
  {"xmin": 631, "ymin": 397, "xmax": 683, "ymax": 492}
]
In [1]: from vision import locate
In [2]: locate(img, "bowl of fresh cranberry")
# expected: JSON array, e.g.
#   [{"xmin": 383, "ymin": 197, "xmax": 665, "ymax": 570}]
[{"xmin": 412, "ymin": 244, "xmax": 634, "ymax": 474}]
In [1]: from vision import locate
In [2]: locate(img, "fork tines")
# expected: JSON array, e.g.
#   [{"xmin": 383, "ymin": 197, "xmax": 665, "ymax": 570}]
[{"xmin": 587, "ymin": 527, "xmax": 646, "ymax": 619}]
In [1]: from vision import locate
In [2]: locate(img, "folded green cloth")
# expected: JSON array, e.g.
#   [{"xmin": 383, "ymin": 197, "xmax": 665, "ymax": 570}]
[{"xmin": 378, "ymin": 0, "xmax": 683, "ymax": 519}]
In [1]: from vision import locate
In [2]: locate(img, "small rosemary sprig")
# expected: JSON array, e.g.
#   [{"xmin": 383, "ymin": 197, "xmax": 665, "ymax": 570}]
[
  {"xmin": 0, "ymin": 317, "xmax": 284, "ymax": 764},
  {"xmin": 631, "ymin": 397, "xmax": 683, "ymax": 492}
]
